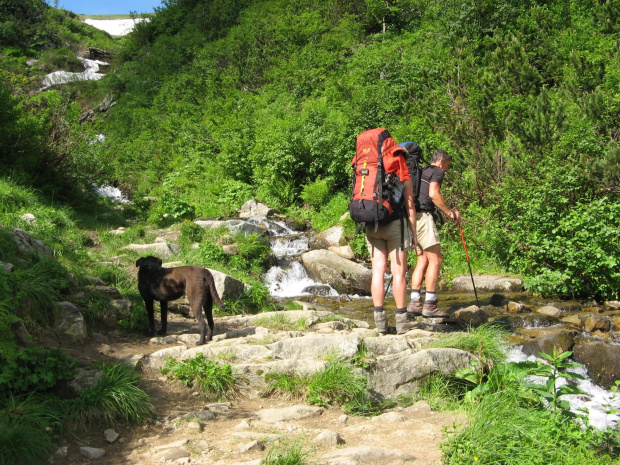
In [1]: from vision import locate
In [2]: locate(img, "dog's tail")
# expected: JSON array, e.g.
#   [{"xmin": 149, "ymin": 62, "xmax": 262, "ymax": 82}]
[{"xmin": 204, "ymin": 274, "xmax": 226, "ymax": 309}]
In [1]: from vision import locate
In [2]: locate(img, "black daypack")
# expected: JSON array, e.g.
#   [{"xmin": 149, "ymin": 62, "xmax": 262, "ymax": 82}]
[{"xmin": 398, "ymin": 141, "xmax": 424, "ymax": 211}]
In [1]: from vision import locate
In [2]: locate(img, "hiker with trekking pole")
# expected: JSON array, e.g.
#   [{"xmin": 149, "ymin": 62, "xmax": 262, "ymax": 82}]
[{"xmin": 404, "ymin": 149, "xmax": 460, "ymax": 319}]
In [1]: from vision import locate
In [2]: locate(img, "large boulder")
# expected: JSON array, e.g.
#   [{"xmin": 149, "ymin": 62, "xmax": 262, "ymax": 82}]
[
  {"xmin": 238, "ymin": 200, "xmax": 276, "ymax": 218},
  {"xmin": 11, "ymin": 228, "xmax": 53, "ymax": 258},
  {"xmin": 54, "ymin": 301, "xmax": 87, "ymax": 342},
  {"xmin": 207, "ymin": 269, "xmax": 252, "ymax": 300},
  {"xmin": 370, "ymin": 348, "xmax": 475, "ymax": 398},
  {"xmin": 195, "ymin": 218, "xmax": 289, "ymax": 237},
  {"xmin": 301, "ymin": 249, "xmax": 371, "ymax": 295},
  {"xmin": 451, "ymin": 274, "xmax": 522, "ymax": 293},
  {"xmin": 572, "ymin": 340, "xmax": 620, "ymax": 389},
  {"xmin": 308, "ymin": 226, "xmax": 346, "ymax": 249},
  {"xmin": 519, "ymin": 328, "xmax": 576, "ymax": 357},
  {"xmin": 123, "ymin": 242, "xmax": 181, "ymax": 258}
]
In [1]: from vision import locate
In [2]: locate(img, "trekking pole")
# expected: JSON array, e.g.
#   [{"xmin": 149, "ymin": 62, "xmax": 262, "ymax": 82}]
[
  {"xmin": 457, "ymin": 219, "xmax": 480, "ymax": 307},
  {"xmin": 384, "ymin": 277, "xmax": 393, "ymax": 298}
]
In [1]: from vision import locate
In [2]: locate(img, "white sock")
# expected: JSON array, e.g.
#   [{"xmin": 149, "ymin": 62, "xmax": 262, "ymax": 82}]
[
  {"xmin": 426, "ymin": 292, "xmax": 437, "ymax": 302},
  {"xmin": 410, "ymin": 290, "xmax": 421, "ymax": 301}
]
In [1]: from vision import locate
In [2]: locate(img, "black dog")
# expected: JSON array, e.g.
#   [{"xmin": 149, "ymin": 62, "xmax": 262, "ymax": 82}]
[{"xmin": 136, "ymin": 256, "xmax": 225, "ymax": 345}]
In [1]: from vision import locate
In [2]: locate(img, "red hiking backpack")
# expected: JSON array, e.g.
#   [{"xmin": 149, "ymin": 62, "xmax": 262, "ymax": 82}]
[{"xmin": 349, "ymin": 128, "xmax": 410, "ymax": 233}]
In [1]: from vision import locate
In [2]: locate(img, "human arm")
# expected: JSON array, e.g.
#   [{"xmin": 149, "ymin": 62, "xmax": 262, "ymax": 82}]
[{"xmin": 428, "ymin": 181, "xmax": 461, "ymax": 223}]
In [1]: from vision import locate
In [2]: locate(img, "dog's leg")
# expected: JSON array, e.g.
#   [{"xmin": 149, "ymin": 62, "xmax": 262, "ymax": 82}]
[
  {"xmin": 145, "ymin": 299, "xmax": 156, "ymax": 336},
  {"xmin": 204, "ymin": 297, "xmax": 214, "ymax": 344},
  {"xmin": 159, "ymin": 300, "xmax": 168, "ymax": 336},
  {"xmin": 190, "ymin": 295, "xmax": 207, "ymax": 345}
]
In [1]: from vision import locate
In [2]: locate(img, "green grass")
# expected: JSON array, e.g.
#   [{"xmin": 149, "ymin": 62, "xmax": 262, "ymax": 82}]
[
  {"xmin": 162, "ymin": 355, "xmax": 240, "ymax": 401},
  {"xmin": 261, "ymin": 441, "xmax": 312, "ymax": 465},
  {"xmin": 66, "ymin": 362, "xmax": 154, "ymax": 430},
  {"xmin": 441, "ymin": 390, "xmax": 616, "ymax": 465},
  {"xmin": 253, "ymin": 313, "xmax": 308, "ymax": 332},
  {"xmin": 0, "ymin": 394, "xmax": 63, "ymax": 465}
]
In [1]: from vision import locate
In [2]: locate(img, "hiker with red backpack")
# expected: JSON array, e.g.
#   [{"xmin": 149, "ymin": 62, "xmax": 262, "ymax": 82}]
[
  {"xmin": 405, "ymin": 149, "xmax": 461, "ymax": 319},
  {"xmin": 349, "ymin": 129, "xmax": 421, "ymax": 335}
]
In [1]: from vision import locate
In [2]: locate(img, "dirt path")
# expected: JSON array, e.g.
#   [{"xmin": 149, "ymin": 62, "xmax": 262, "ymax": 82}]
[{"xmin": 51, "ymin": 311, "xmax": 459, "ymax": 465}]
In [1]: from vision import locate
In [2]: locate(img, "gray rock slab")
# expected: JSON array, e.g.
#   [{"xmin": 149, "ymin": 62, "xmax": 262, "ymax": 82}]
[
  {"xmin": 321, "ymin": 445, "xmax": 414, "ymax": 464},
  {"xmin": 255, "ymin": 405, "xmax": 323, "ymax": 422},
  {"xmin": 452, "ymin": 274, "xmax": 522, "ymax": 292}
]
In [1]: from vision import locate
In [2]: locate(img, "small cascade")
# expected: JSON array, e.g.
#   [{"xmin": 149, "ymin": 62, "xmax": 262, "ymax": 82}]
[
  {"xmin": 508, "ymin": 346, "xmax": 620, "ymax": 430},
  {"xmin": 255, "ymin": 218, "xmax": 338, "ymax": 298}
]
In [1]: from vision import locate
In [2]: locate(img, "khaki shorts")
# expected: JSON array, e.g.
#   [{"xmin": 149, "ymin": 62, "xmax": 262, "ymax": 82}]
[
  {"xmin": 365, "ymin": 218, "xmax": 412, "ymax": 253},
  {"xmin": 416, "ymin": 212, "xmax": 440, "ymax": 250}
]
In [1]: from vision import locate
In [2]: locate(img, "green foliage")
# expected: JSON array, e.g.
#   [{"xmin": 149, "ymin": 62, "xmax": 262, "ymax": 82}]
[
  {"xmin": 0, "ymin": 394, "xmax": 63, "ymax": 465},
  {"xmin": 417, "ymin": 372, "xmax": 466, "ymax": 411},
  {"xmin": 66, "ymin": 362, "xmax": 154, "ymax": 429},
  {"xmin": 441, "ymin": 390, "xmax": 616, "ymax": 465},
  {"xmin": 521, "ymin": 348, "xmax": 588, "ymax": 414},
  {"xmin": 263, "ymin": 371, "xmax": 309, "ymax": 401},
  {"xmin": 260, "ymin": 441, "xmax": 311, "ymax": 465},
  {"xmin": 0, "ymin": 347, "xmax": 75, "ymax": 395},
  {"xmin": 300, "ymin": 177, "xmax": 331, "ymax": 211},
  {"xmin": 162, "ymin": 355, "xmax": 238, "ymax": 401},
  {"xmin": 306, "ymin": 360, "xmax": 377, "ymax": 416},
  {"xmin": 431, "ymin": 323, "xmax": 509, "ymax": 374}
]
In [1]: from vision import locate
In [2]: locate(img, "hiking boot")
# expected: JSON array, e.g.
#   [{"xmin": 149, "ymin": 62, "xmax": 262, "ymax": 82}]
[
  {"xmin": 422, "ymin": 300, "xmax": 449, "ymax": 318},
  {"xmin": 374, "ymin": 311, "xmax": 387, "ymax": 334},
  {"xmin": 407, "ymin": 299, "xmax": 423, "ymax": 316},
  {"xmin": 395, "ymin": 312, "xmax": 419, "ymax": 334}
]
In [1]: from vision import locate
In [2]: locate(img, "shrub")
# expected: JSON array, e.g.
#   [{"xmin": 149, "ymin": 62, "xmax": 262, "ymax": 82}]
[
  {"xmin": 0, "ymin": 347, "xmax": 75, "ymax": 395},
  {"xmin": 300, "ymin": 177, "xmax": 331, "ymax": 211}
]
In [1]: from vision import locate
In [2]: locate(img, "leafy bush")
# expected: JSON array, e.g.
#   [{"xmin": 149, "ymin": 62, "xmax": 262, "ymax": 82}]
[
  {"xmin": 300, "ymin": 177, "xmax": 331, "ymax": 211},
  {"xmin": 261, "ymin": 441, "xmax": 311, "ymax": 465},
  {"xmin": 162, "ymin": 355, "xmax": 239, "ymax": 401},
  {"xmin": 0, "ymin": 347, "xmax": 75, "ymax": 394},
  {"xmin": 66, "ymin": 362, "xmax": 154, "ymax": 429}
]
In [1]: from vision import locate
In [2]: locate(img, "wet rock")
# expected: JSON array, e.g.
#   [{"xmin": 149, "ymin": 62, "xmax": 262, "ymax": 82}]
[
  {"xmin": 536, "ymin": 305, "xmax": 562, "ymax": 318},
  {"xmin": 573, "ymin": 340, "xmax": 620, "ymax": 389},
  {"xmin": 554, "ymin": 301, "xmax": 584, "ymax": 313},
  {"xmin": 490, "ymin": 293, "xmax": 509, "ymax": 306},
  {"xmin": 583, "ymin": 315, "xmax": 612, "ymax": 333},
  {"xmin": 301, "ymin": 249, "xmax": 371, "ymax": 295},
  {"xmin": 520, "ymin": 328, "xmax": 576, "ymax": 357},
  {"xmin": 507, "ymin": 301, "xmax": 530, "ymax": 314},
  {"xmin": 302, "ymin": 284, "xmax": 335, "ymax": 296},
  {"xmin": 604, "ymin": 300, "xmax": 620, "ymax": 309},
  {"xmin": 454, "ymin": 305, "xmax": 488, "ymax": 327},
  {"xmin": 479, "ymin": 304, "xmax": 502, "ymax": 317},
  {"xmin": 492, "ymin": 313, "xmax": 558, "ymax": 329}
]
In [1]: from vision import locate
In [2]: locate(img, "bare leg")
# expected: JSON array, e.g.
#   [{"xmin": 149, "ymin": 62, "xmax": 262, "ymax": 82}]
[
  {"xmin": 423, "ymin": 244, "xmax": 443, "ymax": 293},
  {"xmin": 370, "ymin": 246, "xmax": 388, "ymax": 307},
  {"xmin": 389, "ymin": 248, "xmax": 409, "ymax": 308}
]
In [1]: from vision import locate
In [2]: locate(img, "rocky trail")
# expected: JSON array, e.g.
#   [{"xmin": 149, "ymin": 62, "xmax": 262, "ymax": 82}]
[{"xmin": 50, "ymin": 307, "xmax": 462, "ymax": 465}]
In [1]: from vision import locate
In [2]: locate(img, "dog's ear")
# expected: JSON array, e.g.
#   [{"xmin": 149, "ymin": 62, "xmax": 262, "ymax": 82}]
[
  {"xmin": 155, "ymin": 257, "xmax": 163, "ymax": 267},
  {"xmin": 136, "ymin": 257, "xmax": 145, "ymax": 267}
]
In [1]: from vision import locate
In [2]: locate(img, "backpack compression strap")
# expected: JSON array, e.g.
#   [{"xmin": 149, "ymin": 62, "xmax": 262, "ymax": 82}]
[{"xmin": 374, "ymin": 130, "xmax": 390, "ymax": 232}]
